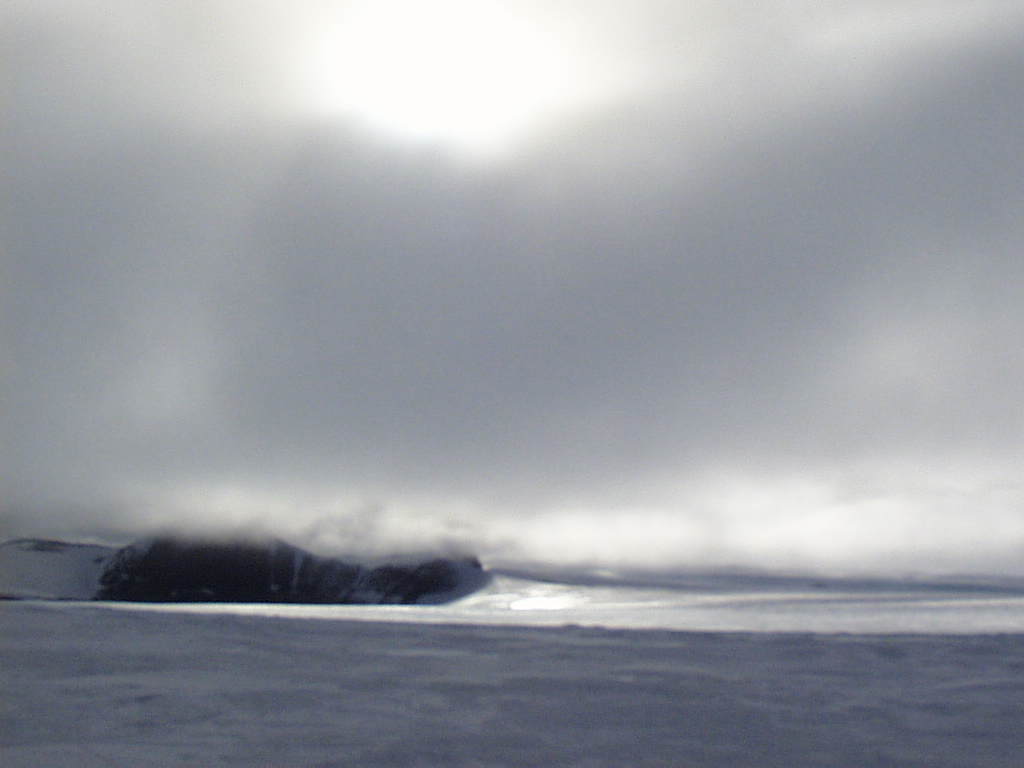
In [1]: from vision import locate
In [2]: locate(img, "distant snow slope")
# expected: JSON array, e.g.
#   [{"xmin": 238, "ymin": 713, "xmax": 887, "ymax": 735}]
[
  {"xmin": 2, "ymin": 602, "xmax": 1023, "ymax": 766},
  {"xmin": 0, "ymin": 539, "xmax": 117, "ymax": 600}
]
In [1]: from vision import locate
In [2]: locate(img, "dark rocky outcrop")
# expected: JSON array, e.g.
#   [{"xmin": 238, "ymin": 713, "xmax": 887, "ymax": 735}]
[{"xmin": 94, "ymin": 536, "xmax": 488, "ymax": 604}]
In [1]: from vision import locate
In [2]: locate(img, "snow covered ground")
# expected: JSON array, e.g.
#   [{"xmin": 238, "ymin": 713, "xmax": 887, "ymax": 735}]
[{"xmin": 4, "ymin": 575, "xmax": 1024, "ymax": 766}]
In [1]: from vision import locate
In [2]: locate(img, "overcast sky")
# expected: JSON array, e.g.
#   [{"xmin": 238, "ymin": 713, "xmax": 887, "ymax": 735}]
[{"xmin": 4, "ymin": 1, "xmax": 1024, "ymax": 576}]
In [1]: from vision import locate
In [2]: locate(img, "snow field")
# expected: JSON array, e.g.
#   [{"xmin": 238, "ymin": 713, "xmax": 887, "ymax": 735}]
[{"xmin": 3, "ymin": 602, "xmax": 1024, "ymax": 766}]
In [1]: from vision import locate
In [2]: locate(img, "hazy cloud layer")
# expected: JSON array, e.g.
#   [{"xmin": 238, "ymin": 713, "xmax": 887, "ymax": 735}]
[{"xmin": 4, "ymin": 1, "xmax": 1024, "ymax": 575}]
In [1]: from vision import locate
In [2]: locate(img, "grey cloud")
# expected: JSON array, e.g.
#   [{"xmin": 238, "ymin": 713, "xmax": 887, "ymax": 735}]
[{"xmin": 4, "ymin": 2, "xmax": 1024, "ymax": 572}]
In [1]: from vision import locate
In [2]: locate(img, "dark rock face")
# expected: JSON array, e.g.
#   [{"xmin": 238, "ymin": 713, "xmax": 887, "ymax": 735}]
[{"xmin": 96, "ymin": 536, "xmax": 487, "ymax": 604}]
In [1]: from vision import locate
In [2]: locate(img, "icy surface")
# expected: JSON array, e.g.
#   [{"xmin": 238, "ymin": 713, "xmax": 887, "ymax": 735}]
[
  {"xmin": 37, "ymin": 572, "xmax": 1024, "ymax": 634},
  {"xmin": 3, "ymin": 584, "xmax": 1024, "ymax": 766}
]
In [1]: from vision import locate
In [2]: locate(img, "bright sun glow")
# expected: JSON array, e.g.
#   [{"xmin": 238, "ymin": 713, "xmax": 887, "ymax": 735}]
[{"xmin": 305, "ymin": 0, "xmax": 590, "ymax": 152}]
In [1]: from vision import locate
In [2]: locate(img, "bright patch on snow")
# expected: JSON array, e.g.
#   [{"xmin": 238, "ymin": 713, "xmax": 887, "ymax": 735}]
[{"xmin": 509, "ymin": 595, "xmax": 579, "ymax": 611}]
